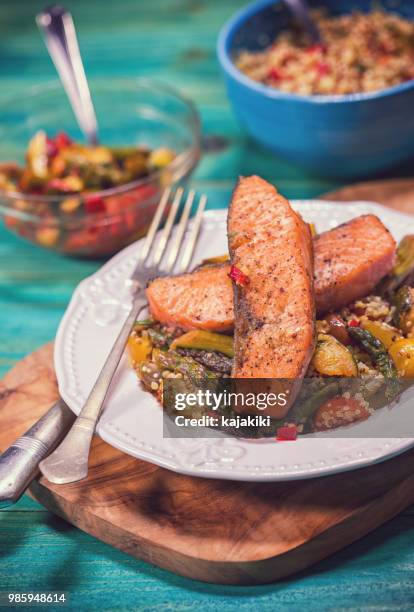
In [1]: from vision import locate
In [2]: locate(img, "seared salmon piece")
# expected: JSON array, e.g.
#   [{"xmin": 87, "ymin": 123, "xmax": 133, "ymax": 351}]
[
  {"xmin": 146, "ymin": 264, "xmax": 234, "ymax": 332},
  {"xmin": 147, "ymin": 215, "xmax": 396, "ymax": 330},
  {"xmin": 228, "ymin": 176, "xmax": 315, "ymax": 417},
  {"xmin": 314, "ymin": 214, "xmax": 396, "ymax": 313}
]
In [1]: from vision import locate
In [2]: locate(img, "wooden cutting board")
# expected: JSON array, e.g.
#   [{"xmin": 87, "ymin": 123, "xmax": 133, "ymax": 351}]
[
  {"xmin": 324, "ymin": 177, "xmax": 414, "ymax": 214},
  {"xmin": 1, "ymin": 180, "xmax": 414, "ymax": 586}
]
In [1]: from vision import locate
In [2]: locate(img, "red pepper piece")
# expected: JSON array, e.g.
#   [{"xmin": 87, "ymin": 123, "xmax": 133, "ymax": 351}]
[
  {"xmin": 348, "ymin": 319, "xmax": 360, "ymax": 328},
  {"xmin": 267, "ymin": 67, "xmax": 284, "ymax": 80},
  {"xmin": 84, "ymin": 194, "xmax": 106, "ymax": 214},
  {"xmin": 316, "ymin": 62, "xmax": 331, "ymax": 76},
  {"xmin": 229, "ymin": 265, "xmax": 250, "ymax": 287},
  {"xmin": 54, "ymin": 132, "xmax": 72, "ymax": 150},
  {"xmin": 276, "ymin": 424, "xmax": 297, "ymax": 441},
  {"xmin": 306, "ymin": 43, "xmax": 327, "ymax": 54}
]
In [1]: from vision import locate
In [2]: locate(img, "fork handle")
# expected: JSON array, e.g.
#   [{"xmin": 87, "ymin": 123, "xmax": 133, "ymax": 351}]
[
  {"xmin": 0, "ymin": 400, "xmax": 75, "ymax": 508},
  {"xmin": 39, "ymin": 295, "xmax": 147, "ymax": 485}
]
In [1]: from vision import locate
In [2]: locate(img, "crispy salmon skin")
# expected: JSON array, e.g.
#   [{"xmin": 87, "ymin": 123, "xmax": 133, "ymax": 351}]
[
  {"xmin": 147, "ymin": 215, "xmax": 396, "ymax": 330},
  {"xmin": 314, "ymin": 214, "xmax": 396, "ymax": 313},
  {"xmin": 228, "ymin": 176, "xmax": 315, "ymax": 416}
]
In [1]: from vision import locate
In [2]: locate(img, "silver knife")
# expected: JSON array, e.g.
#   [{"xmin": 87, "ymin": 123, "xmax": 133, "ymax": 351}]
[{"xmin": 0, "ymin": 400, "xmax": 75, "ymax": 508}]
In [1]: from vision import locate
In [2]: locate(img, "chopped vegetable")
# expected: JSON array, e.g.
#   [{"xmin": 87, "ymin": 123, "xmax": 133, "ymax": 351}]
[
  {"xmin": 325, "ymin": 314, "xmax": 351, "ymax": 345},
  {"xmin": 59, "ymin": 196, "xmax": 81, "ymax": 214},
  {"xmin": 146, "ymin": 327, "xmax": 175, "ymax": 349},
  {"xmin": 0, "ymin": 130, "xmax": 176, "ymax": 256},
  {"xmin": 127, "ymin": 333, "xmax": 152, "ymax": 364},
  {"xmin": 152, "ymin": 348, "xmax": 216, "ymax": 382},
  {"xmin": 360, "ymin": 319, "xmax": 402, "ymax": 349},
  {"xmin": 288, "ymin": 380, "xmax": 341, "ymax": 427},
  {"xmin": 393, "ymin": 286, "xmax": 414, "ymax": 335},
  {"xmin": 276, "ymin": 424, "xmax": 297, "ymax": 441},
  {"xmin": 314, "ymin": 396, "xmax": 370, "ymax": 431},
  {"xmin": 394, "ymin": 236, "xmax": 414, "ymax": 281},
  {"xmin": 149, "ymin": 147, "xmax": 175, "ymax": 169},
  {"xmin": 134, "ymin": 318, "xmax": 154, "ymax": 329},
  {"xmin": 389, "ymin": 339, "xmax": 414, "ymax": 377},
  {"xmin": 268, "ymin": 67, "xmax": 284, "ymax": 81},
  {"xmin": 15, "ymin": 130, "xmax": 172, "ymax": 194},
  {"xmin": 348, "ymin": 326, "xmax": 400, "ymax": 400},
  {"xmin": 228, "ymin": 265, "xmax": 250, "ymax": 287},
  {"xmin": 35, "ymin": 226, "xmax": 60, "ymax": 247},
  {"xmin": 26, "ymin": 130, "xmax": 48, "ymax": 179},
  {"xmin": 171, "ymin": 330, "xmax": 234, "ymax": 358},
  {"xmin": 138, "ymin": 360, "xmax": 163, "ymax": 394},
  {"xmin": 176, "ymin": 348, "xmax": 232, "ymax": 374},
  {"xmin": 84, "ymin": 194, "xmax": 106, "ymax": 214},
  {"xmin": 312, "ymin": 334, "xmax": 358, "ymax": 377},
  {"xmin": 379, "ymin": 235, "xmax": 414, "ymax": 296}
]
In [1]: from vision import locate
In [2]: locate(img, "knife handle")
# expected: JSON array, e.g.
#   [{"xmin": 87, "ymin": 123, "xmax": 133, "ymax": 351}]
[{"xmin": 0, "ymin": 400, "xmax": 75, "ymax": 508}]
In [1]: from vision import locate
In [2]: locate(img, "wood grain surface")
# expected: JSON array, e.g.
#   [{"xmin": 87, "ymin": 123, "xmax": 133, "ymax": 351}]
[
  {"xmin": 2, "ymin": 343, "xmax": 414, "ymax": 585},
  {"xmin": 324, "ymin": 178, "xmax": 414, "ymax": 214}
]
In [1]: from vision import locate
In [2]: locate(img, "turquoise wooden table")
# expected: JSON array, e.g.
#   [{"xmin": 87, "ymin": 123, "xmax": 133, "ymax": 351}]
[{"xmin": 1, "ymin": 1, "xmax": 414, "ymax": 609}]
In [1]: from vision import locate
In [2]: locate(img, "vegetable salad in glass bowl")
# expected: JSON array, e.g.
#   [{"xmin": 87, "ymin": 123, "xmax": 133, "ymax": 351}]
[{"xmin": 0, "ymin": 79, "xmax": 200, "ymax": 257}]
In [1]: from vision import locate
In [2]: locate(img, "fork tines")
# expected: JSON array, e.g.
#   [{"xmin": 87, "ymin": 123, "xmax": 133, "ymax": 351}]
[{"xmin": 138, "ymin": 187, "xmax": 207, "ymax": 275}]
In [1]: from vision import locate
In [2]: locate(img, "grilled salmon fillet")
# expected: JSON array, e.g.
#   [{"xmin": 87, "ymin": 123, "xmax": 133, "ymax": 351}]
[
  {"xmin": 228, "ymin": 176, "xmax": 315, "ymax": 417},
  {"xmin": 147, "ymin": 215, "xmax": 396, "ymax": 330},
  {"xmin": 314, "ymin": 214, "xmax": 396, "ymax": 313},
  {"xmin": 147, "ymin": 264, "xmax": 234, "ymax": 332}
]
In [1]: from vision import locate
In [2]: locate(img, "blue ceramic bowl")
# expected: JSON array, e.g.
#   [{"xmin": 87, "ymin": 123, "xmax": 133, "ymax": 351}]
[{"xmin": 217, "ymin": 0, "xmax": 414, "ymax": 178}]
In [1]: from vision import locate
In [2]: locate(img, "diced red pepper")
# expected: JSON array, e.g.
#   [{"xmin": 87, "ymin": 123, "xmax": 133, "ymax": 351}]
[
  {"xmin": 348, "ymin": 318, "xmax": 360, "ymax": 328},
  {"xmin": 267, "ymin": 67, "xmax": 284, "ymax": 81},
  {"xmin": 54, "ymin": 132, "xmax": 72, "ymax": 150},
  {"xmin": 104, "ymin": 183, "xmax": 158, "ymax": 216},
  {"xmin": 84, "ymin": 194, "xmax": 106, "ymax": 214},
  {"xmin": 378, "ymin": 42, "xmax": 393, "ymax": 55},
  {"xmin": 229, "ymin": 265, "xmax": 250, "ymax": 287},
  {"xmin": 306, "ymin": 43, "xmax": 327, "ymax": 54},
  {"xmin": 316, "ymin": 62, "xmax": 331, "ymax": 76},
  {"xmin": 276, "ymin": 424, "xmax": 297, "ymax": 441}
]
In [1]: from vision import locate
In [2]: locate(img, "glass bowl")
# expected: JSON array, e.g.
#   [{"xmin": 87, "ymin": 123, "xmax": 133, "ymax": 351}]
[{"xmin": 0, "ymin": 78, "xmax": 201, "ymax": 257}]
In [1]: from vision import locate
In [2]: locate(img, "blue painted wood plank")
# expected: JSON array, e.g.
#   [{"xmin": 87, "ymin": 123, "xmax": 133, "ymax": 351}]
[{"xmin": 2, "ymin": 497, "xmax": 414, "ymax": 611}]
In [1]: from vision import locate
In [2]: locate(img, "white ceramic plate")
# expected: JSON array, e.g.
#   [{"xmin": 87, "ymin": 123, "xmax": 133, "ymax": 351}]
[{"xmin": 55, "ymin": 200, "xmax": 414, "ymax": 481}]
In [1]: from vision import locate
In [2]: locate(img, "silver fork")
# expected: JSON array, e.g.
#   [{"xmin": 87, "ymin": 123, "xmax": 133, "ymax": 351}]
[{"xmin": 39, "ymin": 187, "xmax": 207, "ymax": 484}]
